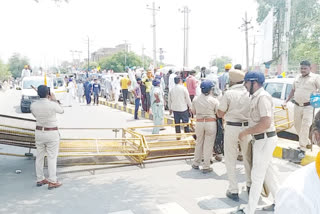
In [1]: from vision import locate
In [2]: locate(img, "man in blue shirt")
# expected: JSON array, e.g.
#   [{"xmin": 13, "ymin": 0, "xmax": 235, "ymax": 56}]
[
  {"xmin": 84, "ymin": 78, "xmax": 92, "ymax": 105},
  {"xmin": 92, "ymin": 79, "xmax": 101, "ymax": 105}
]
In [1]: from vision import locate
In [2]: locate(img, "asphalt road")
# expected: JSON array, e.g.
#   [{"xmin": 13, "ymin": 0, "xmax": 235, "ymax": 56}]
[{"xmin": 0, "ymin": 89, "xmax": 301, "ymax": 214}]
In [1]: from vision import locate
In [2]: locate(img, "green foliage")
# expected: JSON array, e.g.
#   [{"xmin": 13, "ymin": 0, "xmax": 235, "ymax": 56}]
[
  {"xmin": 8, "ymin": 53, "xmax": 29, "ymax": 78},
  {"xmin": 256, "ymin": 0, "xmax": 320, "ymax": 66},
  {"xmin": 0, "ymin": 59, "xmax": 11, "ymax": 82},
  {"xmin": 80, "ymin": 61, "xmax": 98, "ymax": 71},
  {"xmin": 98, "ymin": 51, "xmax": 143, "ymax": 72},
  {"xmin": 209, "ymin": 56, "xmax": 232, "ymax": 73}
]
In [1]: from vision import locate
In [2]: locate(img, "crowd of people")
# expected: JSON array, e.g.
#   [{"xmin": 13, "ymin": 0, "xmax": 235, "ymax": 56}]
[{"xmin": 29, "ymin": 60, "xmax": 320, "ymax": 214}]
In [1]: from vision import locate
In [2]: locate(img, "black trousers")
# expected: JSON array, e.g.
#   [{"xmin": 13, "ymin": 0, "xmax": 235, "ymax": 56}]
[
  {"xmin": 122, "ymin": 89, "xmax": 128, "ymax": 106},
  {"xmin": 173, "ymin": 110, "xmax": 190, "ymax": 133}
]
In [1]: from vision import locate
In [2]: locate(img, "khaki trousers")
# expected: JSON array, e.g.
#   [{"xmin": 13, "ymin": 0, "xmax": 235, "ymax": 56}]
[
  {"xmin": 193, "ymin": 121, "xmax": 217, "ymax": 169},
  {"xmin": 224, "ymin": 124, "xmax": 252, "ymax": 194},
  {"xmin": 294, "ymin": 105, "xmax": 313, "ymax": 149},
  {"xmin": 35, "ymin": 130, "xmax": 60, "ymax": 183},
  {"xmin": 245, "ymin": 135, "xmax": 277, "ymax": 214}
]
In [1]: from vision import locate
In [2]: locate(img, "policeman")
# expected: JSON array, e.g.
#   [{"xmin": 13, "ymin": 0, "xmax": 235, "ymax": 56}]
[
  {"xmin": 284, "ymin": 60, "xmax": 320, "ymax": 157},
  {"xmin": 232, "ymin": 71, "xmax": 277, "ymax": 214},
  {"xmin": 217, "ymin": 69, "xmax": 252, "ymax": 201},
  {"xmin": 191, "ymin": 80, "xmax": 220, "ymax": 173},
  {"xmin": 30, "ymin": 85, "xmax": 64, "ymax": 189}
]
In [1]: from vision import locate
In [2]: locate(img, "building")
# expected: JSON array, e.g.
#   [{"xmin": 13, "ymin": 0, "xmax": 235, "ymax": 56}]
[{"xmin": 91, "ymin": 43, "xmax": 129, "ymax": 62}]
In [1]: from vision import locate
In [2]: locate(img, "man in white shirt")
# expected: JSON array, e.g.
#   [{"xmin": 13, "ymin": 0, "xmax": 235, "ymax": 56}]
[
  {"xmin": 168, "ymin": 71, "xmax": 177, "ymax": 92},
  {"xmin": 168, "ymin": 76, "xmax": 192, "ymax": 135},
  {"xmin": 275, "ymin": 110, "xmax": 320, "ymax": 214},
  {"xmin": 21, "ymin": 65, "xmax": 31, "ymax": 79},
  {"xmin": 31, "ymin": 85, "xmax": 64, "ymax": 190}
]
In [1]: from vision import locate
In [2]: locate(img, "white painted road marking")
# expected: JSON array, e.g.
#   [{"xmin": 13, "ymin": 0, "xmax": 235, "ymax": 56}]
[
  {"xmin": 108, "ymin": 210, "xmax": 135, "ymax": 214},
  {"xmin": 157, "ymin": 202, "xmax": 189, "ymax": 214}
]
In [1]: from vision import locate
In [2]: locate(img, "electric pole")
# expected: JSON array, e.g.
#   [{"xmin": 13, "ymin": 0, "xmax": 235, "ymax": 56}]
[
  {"xmin": 251, "ymin": 35, "xmax": 257, "ymax": 69},
  {"xmin": 124, "ymin": 40, "xmax": 128, "ymax": 69},
  {"xmin": 282, "ymin": 0, "xmax": 291, "ymax": 73},
  {"xmin": 240, "ymin": 12, "xmax": 253, "ymax": 71},
  {"xmin": 147, "ymin": 2, "xmax": 160, "ymax": 70},
  {"xmin": 180, "ymin": 6, "xmax": 191, "ymax": 68},
  {"xmin": 142, "ymin": 45, "xmax": 146, "ymax": 69},
  {"xmin": 87, "ymin": 36, "xmax": 90, "ymax": 73}
]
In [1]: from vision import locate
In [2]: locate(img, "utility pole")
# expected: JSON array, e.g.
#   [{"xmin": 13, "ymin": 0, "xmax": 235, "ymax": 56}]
[
  {"xmin": 251, "ymin": 35, "xmax": 257, "ymax": 69},
  {"xmin": 240, "ymin": 12, "xmax": 253, "ymax": 71},
  {"xmin": 147, "ymin": 2, "xmax": 160, "ymax": 70},
  {"xmin": 282, "ymin": 0, "xmax": 291, "ymax": 73},
  {"xmin": 124, "ymin": 40, "xmax": 127, "ymax": 69},
  {"xmin": 142, "ymin": 45, "xmax": 146, "ymax": 69},
  {"xmin": 87, "ymin": 36, "xmax": 90, "ymax": 73},
  {"xmin": 180, "ymin": 6, "xmax": 191, "ymax": 68}
]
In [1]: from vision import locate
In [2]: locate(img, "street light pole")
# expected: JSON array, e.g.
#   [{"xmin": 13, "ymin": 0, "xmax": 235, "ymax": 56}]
[
  {"xmin": 180, "ymin": 6, "xmax": 191, "ymax": 68},
  {"xmin": 87, "ymin": 36, "xmax": 90, "ymax": 73},
  {"xmin": 147, "ymin": 2, "xmax": 160, "ymax": 70}
]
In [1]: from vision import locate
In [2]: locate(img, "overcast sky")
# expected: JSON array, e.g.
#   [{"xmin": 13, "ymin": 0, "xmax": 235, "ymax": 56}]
[{"xmin": 0, "ymin": 0, "xmax": 259, "ymax": 69}]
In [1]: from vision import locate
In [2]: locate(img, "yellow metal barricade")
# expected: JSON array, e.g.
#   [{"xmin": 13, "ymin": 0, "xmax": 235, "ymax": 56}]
[{"xmin": 274, "ymin": 106, "xmax": 294, "ymax": 133}]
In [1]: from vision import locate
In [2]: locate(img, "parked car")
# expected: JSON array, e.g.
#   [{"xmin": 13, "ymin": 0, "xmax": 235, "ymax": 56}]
[{"xmin": 17, "ymin": 76, "xmax": 54, "ymax": 113}]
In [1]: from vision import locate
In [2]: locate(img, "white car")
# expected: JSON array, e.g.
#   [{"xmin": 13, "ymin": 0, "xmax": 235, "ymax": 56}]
[{"xmin": 18, "ymin": 76, "xmax": 54, "ymax": 113}]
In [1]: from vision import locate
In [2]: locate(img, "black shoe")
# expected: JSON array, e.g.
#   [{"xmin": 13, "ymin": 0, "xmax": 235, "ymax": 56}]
[
  {"xmin": 262, "ymin": 204, "xmax": 275, "ymax": 211},
  {"xmin": 230, "ymin": 208, "xmax": 245, "ymax": 214},
  {"xmin": 191, "ymin": 164, "xmax": 199, "ymax": 170},
  {"xmin": 247, "ymin": 186, "xmax": 250, "ymax": 195},
  {"xmin": 226, "ymin": 191, "xmax": 239, "ymax": 202}
]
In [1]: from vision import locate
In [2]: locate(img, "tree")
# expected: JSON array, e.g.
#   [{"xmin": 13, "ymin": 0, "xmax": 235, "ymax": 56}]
[
  {"xmin": 0, "ymin": 59, "xmax": 11, "ymax": 82},
  {"xmin": 8, "ymin": 53, "xmax": 29, "ymax": 78},
  {"xmin": 98, "ymin": 51, "xmax": 143, "ymax": 72},
  {"xmin": 209, "ymin": 56, "xmax": 232, "ymax": 73},
  {"xmin": 256, "ymin": 0, "xmax": 320, "ymax": 65}
]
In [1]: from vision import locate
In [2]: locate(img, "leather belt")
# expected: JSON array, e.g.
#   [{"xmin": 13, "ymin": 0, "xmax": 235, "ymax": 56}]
[
  {"xmin": 196, "ymin": 118, "xmax": 216, "ymax": 122},
  {"xmin": 36, "ymin": 126, "xmax": 58, "ymax": 131},
  {"xmin": 292, "ymin": 100, "xmax": 310, "ymax": 107},
  {"xmin": 226, "ymin": 121, "xmax": 248, "ymax": 127},
  {"xmin": 253, "ymin": 131, "xmax": 276, "ymax": 140}
]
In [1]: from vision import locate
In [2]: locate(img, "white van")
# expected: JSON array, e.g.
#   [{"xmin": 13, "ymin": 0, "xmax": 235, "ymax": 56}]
[{"xmin": 18, "ymin": 76, "xmax": 54, "ymax": 113}]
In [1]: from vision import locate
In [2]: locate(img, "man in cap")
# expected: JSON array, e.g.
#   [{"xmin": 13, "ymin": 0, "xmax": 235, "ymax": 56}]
[
  {"xmin": 284, "ymin": 60, "xmax": 320, "ymax": 158},
  {"xmin": 30, "ymin": 85, "xmax": 64, "ymax": 189},
  {"xmin": 92, "ymin": 79, "xmax": 101, "ymax": 105},
  {"xmin": 275, "ymin": 110, "xmax": 320, "ymax": 213},
  {"xmin": 151, "ymin": 79, "xmax": 164, "ymax": 134},
  {"xmin": 21, "ymin": 65, "xmax": 31, "ymax": 79},
  {"xmin": 232, "ymin": 71, "xmax": 277, "ymax": 214},
  {"xmin": 217, "ymin": 69, "xmax": 252, "ymax": 202},
  {"xmin": 191, "ymin": 80, "xmax": 219, "ymax": 173},
  {"xmin": 168, "ymin": 76, "xmax": 192, "ymax": 136},
  {"xmin": 219, "ymin": 63, "xmax": 232, "ymax": 91}
]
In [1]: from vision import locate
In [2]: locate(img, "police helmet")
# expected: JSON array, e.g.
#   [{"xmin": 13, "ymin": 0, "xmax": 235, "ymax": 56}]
[
  {"xmin": 200, "ymin": 80, "xmax": 214, "ymax": 94},
  {"xmin": 244, "ymin": 71, "xmax": 265, "ymax": 84},
  {"xmin": 310, "ymin": 93, "xmax": 320, "ymax": 108}
]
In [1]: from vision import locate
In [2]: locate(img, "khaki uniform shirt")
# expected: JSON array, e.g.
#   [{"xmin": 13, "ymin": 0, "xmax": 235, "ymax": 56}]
[
  {"xmin": 293, "ymin": 73, "xmax": 320, "ymax": 104},
  {"xmin": 31, "ymin": 98, "xmax": 64, "ymax": 127},
  {"xmin": 168, "ymin": 84, "xmax": 192, "ymax": 112},
  {"xmin": 218, "ymin": 84, "xmax": 250, "ymax": 122},
  {"xmin": 192, "ymin": 94, "xmax": 219, "ymax": 119},
  {"xmin": 249, "ymin": 87, "xmax": 275, "ymax": 133}
]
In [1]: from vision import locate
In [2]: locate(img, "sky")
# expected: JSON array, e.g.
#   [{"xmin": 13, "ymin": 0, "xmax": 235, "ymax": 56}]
[{"xmin": 0, "ymin": 0, "xmax": 260, "ymax": 69}]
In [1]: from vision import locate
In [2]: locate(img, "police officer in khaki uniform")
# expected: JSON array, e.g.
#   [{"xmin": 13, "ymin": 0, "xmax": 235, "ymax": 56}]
[
  {"xmin": 31, "ymin": 85, "xmax": 64, "ymax": 190},
  {"xmin": 284, "ymin": 60, "xmax": 320, "ymax": 157},
  {"xmin": 232, "ymin": 71, "xmax": 277, "ymax": 214},
  {"xmin": 217, "ymin": 69, "xmax": 252, "ymax": 201},
  {"xmin": 191, "ymin": 80, "xmax": 219, "ymax": 173}
]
